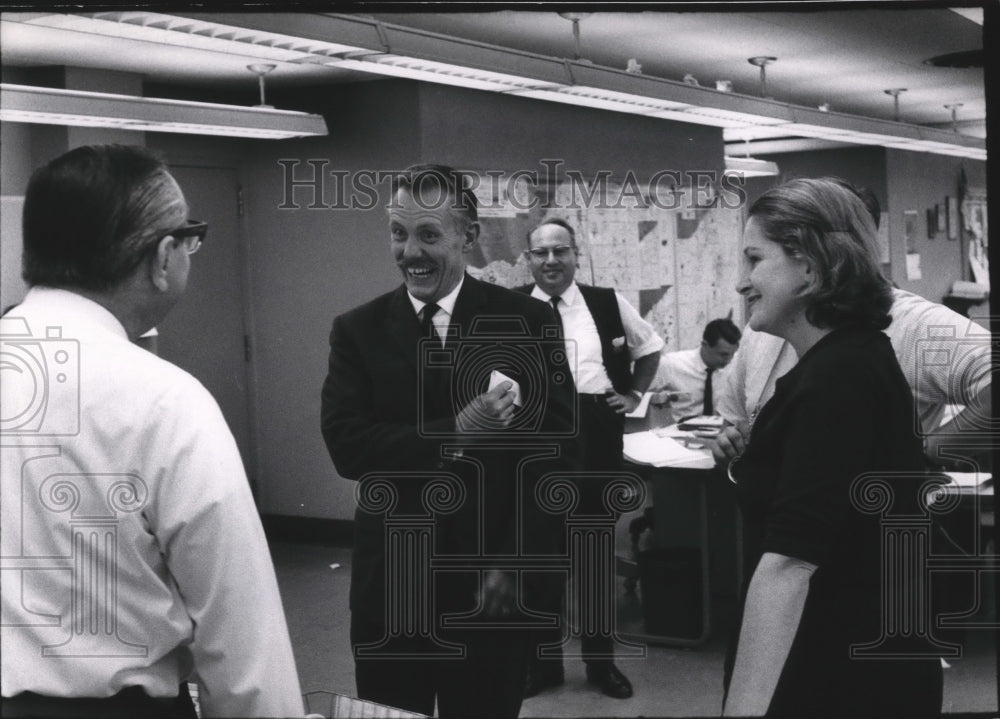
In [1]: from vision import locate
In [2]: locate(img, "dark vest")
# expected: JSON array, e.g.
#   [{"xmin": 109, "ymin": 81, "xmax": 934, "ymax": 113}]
[{"xmin": 515, "ymin": 283, "xmax": 633, "ymax": 394}]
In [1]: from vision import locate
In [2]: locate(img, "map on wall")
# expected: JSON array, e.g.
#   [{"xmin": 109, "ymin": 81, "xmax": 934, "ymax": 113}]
[{"xmin": 466, "ymin": 176, "xmax": 744, "ymax": 351}]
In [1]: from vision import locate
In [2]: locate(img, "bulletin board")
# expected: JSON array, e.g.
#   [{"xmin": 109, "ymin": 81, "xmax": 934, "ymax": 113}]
[{"xmin": 465, "ymin": 175, "xmax": 744, "ymax": 351}]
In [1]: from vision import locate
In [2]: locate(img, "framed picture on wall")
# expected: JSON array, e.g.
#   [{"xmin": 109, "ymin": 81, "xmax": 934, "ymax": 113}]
[
  {"xmin": 903, "ymin": 210, "xmax": 919, "ymax": 253},
  {"xmin": 926, "ymin": 207, "xmax": 936, "ymax": 239},
  {"xmin": 961, "ymin": 186, "xmax": 988, "ymax": 289},
  {"xmin": 947, "ymin": 196, "xmax": 960, "ymax": 240},
  {"xmin": 937, "ymin": 203, "xmax": 947, "ymax": 233}
]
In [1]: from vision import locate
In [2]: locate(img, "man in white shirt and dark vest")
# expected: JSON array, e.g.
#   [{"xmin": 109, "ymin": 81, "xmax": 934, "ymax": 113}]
[
  {"xmin": 516, "ymin": 218, "xmax": 664, "ymax": 700},
  {"xmin": 0, "ymin": 145, "xmax": 303, "ymax": 718}
]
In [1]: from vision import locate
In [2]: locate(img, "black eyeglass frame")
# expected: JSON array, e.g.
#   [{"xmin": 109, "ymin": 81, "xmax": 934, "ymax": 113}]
[
  {"xmin": 160, "ymin": 219, "xmax": 208, "ymax": 254},
  {"xmin": 524, "ymin": 245, "xmax": 578, "ymax": 260}
]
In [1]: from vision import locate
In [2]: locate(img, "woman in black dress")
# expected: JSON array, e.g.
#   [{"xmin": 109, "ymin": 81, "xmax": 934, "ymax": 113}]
[{"xmin": 722, "ymin": 178, "xmax": 942, "ymax": 718}]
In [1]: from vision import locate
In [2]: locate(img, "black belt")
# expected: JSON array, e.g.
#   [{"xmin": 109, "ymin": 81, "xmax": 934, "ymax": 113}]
[
  {"xmin": 579, "ymin": 393, "xmax": 610, "ymax": 403},
  {"xmin": 2, "ymin": 685, "xmax": 196, "ymax": 719}
]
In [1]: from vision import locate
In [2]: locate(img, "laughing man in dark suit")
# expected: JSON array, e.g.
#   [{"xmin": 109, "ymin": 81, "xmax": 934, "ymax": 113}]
[{"xmin": 321, "ymin": 165, "xmax": 579, "ymax": 719}]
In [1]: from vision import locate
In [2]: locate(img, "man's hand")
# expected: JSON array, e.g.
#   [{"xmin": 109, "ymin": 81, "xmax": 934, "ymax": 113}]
[
  {"xmin": 605, "ymin": 390, "xmax": 639, "ymax": 415},
  {"xmin": 455, "ymin": 381, "xmax": 516, "ymax": 432},
  {"xmin": 477, "ymin": 570, "xmax": 518, "ymax": 618},
  {"xmin": 709, "ymin": 423, "xmax": 748, "ymax": 465}
]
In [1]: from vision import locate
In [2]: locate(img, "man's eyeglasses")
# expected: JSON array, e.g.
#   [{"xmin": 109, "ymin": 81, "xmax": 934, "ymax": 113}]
[
  {"xmin": 161, "ymin": 220, "xmax": 208, "ymax": 255},
  {"xmin": 525, "ymin": 245, "xmax": 576, "ymax": 261}
]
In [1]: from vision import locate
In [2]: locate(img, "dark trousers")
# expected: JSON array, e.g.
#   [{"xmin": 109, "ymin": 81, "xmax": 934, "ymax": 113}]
[
  {"xmin": 533, "ymin": 394, "xmax": 626, "ymax": 669},
  {"xmin": 1, "ymin": 685, "xmax": 196, "ymax": 719},
  {"xmin": 352, "ymin": 613, "xmax": 531, "ymax": 719}
]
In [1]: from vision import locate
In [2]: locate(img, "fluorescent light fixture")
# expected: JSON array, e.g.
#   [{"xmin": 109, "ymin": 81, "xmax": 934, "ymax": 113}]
[
  {"xmin": 724, "ymin": 156, "xmax": 780, "ymax": 177},
  {"xmin": 677, "ymin": 107, "xmax": 789, "ymax": 128},
  {"xmin": 20, "ymin": 12, "xmax": 366, "ymax": 63},
  {"xmin": 0, "ymin": 83, "xmax": 328, "ymax": 139},
  {"xmin": 510, "ymin": 85, "xmax": 691, "ymax": 115},
  {"xmin": 324, "ymin": 53, "xmax": 564, "ymax": 93},
  {"xmin": 726, "ymin": 138, "xmax": 854, "ymax": 155}
]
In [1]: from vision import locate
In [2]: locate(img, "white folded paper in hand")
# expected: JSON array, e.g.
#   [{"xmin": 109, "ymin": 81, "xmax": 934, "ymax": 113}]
[
  {"xmin": 488, "ymin": 369, "xmax": 522, "ymax": 407},
  {"xmin": 625, "ymin": 391, "xmax": 652, "ymax": 418}
]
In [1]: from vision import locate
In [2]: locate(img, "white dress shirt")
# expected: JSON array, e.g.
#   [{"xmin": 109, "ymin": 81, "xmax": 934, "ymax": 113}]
[
  {"xmin": 0, "ymin": 288, "xmax": 303, "ymax": 718},
  {"xmin": 716, "ymin": 288, "xmax": 992, "ymax": 435},
  {"xmin": 530, "ymin": 281, "xmax": 664, "ymax": 394},
  {"xmin": 407, "ymin": 275, "xmax": 465, "ymax": 346},
  {"xmin": 651, "ymin": 347, "xmax": 727, "ymax": 419}
]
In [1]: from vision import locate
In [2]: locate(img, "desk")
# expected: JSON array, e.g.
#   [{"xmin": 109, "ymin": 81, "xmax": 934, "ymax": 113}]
[{"xmin": 617, "ymin": 427, "xmax": 722, "ymax": 648}]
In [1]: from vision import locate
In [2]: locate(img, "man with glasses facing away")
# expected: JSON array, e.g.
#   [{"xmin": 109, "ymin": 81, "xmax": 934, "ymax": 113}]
[
  {"xmin": 0, "ymin": 145, "xmax": 303, "ymax": 718},
  {"xmin": 516, "ymin": 218, "xmax": 664, "ymax": 700}
]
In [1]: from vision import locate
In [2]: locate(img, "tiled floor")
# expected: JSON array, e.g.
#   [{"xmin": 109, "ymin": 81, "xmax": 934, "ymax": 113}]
[{"xmin": 273, "ymin": 542, "xmax": 998, "ymax": 718}]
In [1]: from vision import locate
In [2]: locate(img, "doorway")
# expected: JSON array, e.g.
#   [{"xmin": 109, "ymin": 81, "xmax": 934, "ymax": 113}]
[{"xmin": 155, "ymin": 164, "xmax": 257, "ymax": 491}]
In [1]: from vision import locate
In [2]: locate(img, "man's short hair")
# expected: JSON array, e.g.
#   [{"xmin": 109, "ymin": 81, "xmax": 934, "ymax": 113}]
[
  {"xmin": 703, "ymin": 318, "xmax": 741, "ymax": 347},
  {"xmin": 390, "ymin": 163, "xmax": 478, "ymax": 228},
  {"xmin": 526, "ymin": 218, "xmax": 577, "ymax": 247},
  {"xmin": 827, "ymin": 177, "xmax": 881, "ymax": 230},
  {"xmin": 22, "ymin": 144, "xmax": 177, "ymax": 292}
]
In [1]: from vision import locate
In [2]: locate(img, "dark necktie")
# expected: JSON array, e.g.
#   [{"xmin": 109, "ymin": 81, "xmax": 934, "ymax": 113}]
[
  {"xmin": 550, "ymin": 296, "xmax": 564, "ymax": 336},
  {"xmin": 703, "ymin": 367, "xmax": 715, "ymax": 415},
  {"xmin": 421, "ymin": 303, "xmax": 441, "ymax": 345},
  {"xmin": 420, "ymin": 303, "xmax": 448, "ymax": 417}
]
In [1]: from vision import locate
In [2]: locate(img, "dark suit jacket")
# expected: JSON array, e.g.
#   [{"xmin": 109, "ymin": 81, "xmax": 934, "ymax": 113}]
[{"xmin": 321, "ymin": 274, "xmax": 580, "ymax": 624}]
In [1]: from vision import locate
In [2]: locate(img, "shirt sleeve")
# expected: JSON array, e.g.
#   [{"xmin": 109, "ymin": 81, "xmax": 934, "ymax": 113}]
[
  {"xmin": 150, "ymin": 381, "xmax": 304, "ymax": 718},
  {"xmin": 715, "ymin": 346, "xmax": 748, "ymax": 426},
  {"xmin": 614, "ymin": 292, "xmax": 664, "ymax": 359},
  {"xmin": 892, "ymin": 299, "xmax": 992, "ymax": 430},
  {"xmin": 650, "ymin": 350, "xmax": 674, "ymax": 390},
  {"xmin": 761, "ymin": 371, "xmax": 876, "ymax": 568}
]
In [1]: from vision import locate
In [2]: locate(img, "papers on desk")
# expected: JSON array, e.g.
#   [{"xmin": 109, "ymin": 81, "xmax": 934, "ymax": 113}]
[
  {"xmin": 623, "ymin": 430, "xmax": 714, "ymax": 469},
  {"xmin": 943, "ymin": 472, "xmax": 993, "ymax": 491},
  {"xmin": 926, "ymin": 472, "xmax": 993, "ymax": 508},
  {"xmin": 677, "ymin": 415, "xmax": 726, "ymax": 432}
]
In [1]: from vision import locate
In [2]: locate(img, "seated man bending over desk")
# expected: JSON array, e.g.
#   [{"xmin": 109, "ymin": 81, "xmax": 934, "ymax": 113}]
[{"xmin": 650, "ymin": 318, "xmax": 741, "ymax": 420}]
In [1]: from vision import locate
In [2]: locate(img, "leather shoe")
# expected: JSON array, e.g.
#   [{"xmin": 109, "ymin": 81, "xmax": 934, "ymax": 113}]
[
  {"xmin": 586, "ymin": 663, "xmax": 633, "ymax": 699},
  {"xmin": 524, "ymin": 663, "xmax": 564, "ymax": 698}
]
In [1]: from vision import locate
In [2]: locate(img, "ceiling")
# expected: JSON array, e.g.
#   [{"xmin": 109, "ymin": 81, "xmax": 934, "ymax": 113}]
[
  {"xmin": 370, "ymin": 8, "xmax": 985, "ymax": 134},
  {"xmin": 0, "ymin": 7, "xmax": 987, "ymax": 142}
]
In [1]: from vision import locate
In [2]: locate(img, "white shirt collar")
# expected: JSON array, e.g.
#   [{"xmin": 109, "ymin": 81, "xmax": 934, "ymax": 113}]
[
  {"xmin": 695, "ymin": 347, "xmax": 712, "ymax": 373},
  {"xmin": 17, "ymin": 286, "xmax": 129, "ymax": 340},
  {"xmin": 407, "ymin": 274, "xmax": 465, "ymax": 319},
  {"xmin": 530, "ymin": 280, "xmax": 579, "ymax": 306}
]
